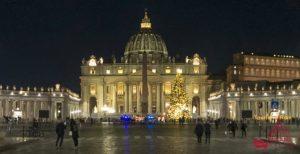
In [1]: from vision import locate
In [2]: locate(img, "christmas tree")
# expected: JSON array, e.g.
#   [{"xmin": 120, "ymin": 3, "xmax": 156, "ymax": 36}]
[{"xmin": 167, "ymin": 74, "xmax": 190, "ymax": 120}]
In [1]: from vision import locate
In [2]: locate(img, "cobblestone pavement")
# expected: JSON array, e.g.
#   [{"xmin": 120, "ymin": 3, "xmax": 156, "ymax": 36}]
[{"xmin": 3, "ymin": 124, "xmax": 300, "ymax": 154}]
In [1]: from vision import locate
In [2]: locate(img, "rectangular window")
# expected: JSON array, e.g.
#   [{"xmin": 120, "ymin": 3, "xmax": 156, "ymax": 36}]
[
  {"xmin": 164, "ymin": 82, "xmax": 171, "ymax": 94},
  {"xmin": 117, "ymin": 83, "xmax": 124, "ymax": 95},
  {"xmin": 165, "ymin": 68, "xmax": 171, "ymax": 74}
]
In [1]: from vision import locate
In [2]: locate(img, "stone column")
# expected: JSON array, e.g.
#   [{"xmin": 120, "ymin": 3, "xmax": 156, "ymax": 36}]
[
  {"xmin": 236, "ymin": 100, "xmax": 240, "ymax": 121},
  {"xmin": 125, "ymin": 83, "xmax": 129, "ymax": 113},
  {"xmin": 52, "ymin": 102, "xmax": 56, "ymax": 120},
  {"xmin": 200, "ymin": 85, "xmax": 207, "ymax": 117},
  {"xmin": 33, "ymin": 101, "xmax": 37, "ymax": 119},
  {"xmin": 112, "ymin": 84, "xmax": 117, "ymax": 113},
  {"xmin": 137, "ymin": 84, "xmax": 141, "ymax": 113},
  {"xmin": 0, "ymin": 100, "xmax": 3, "ymax": 117},
  {"xmin": 156, "ymin": 83, "xmax": 161, "ymax": 114},
  {"xmin": 97, "ymin": 83, "xmax": 105, "ymax": 115},
  {"xmin": 5, "ymin": 100, "xmax": 10, "ymax": 116},
  {"xmin": 148, "ymin": 84, "xmax": 152, "ymax": 113},
  {"xmin": 161, "ymin": 92, "xmax": 165, "ymax": 114},
  {"xmin": 129, "ymin": 84, "xmax": 133, "ymax": 113}
]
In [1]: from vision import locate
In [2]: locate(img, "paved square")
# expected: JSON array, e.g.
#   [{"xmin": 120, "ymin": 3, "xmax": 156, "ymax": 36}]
[{"xmin": 3, "ymin": 124, "xmax": 300, "ymax": 154}]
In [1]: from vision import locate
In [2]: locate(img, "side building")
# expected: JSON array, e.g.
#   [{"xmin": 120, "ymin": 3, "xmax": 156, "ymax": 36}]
[
  {"xmin": 227, "ymin": 52, "xmax": 300, "ymax": 83},
  {"xmin": 0, "ymin": 84, "xmax": 81, "ymax": 121},
  {"xmin": 209, "ymin": 52, "xmax": 300, "ymax": 120}
]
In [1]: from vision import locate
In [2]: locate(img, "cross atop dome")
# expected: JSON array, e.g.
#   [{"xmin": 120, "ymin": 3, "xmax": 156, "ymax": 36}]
[{"xmin": 140, "ymin": 10, "xmax": 151, "ymax": 29}]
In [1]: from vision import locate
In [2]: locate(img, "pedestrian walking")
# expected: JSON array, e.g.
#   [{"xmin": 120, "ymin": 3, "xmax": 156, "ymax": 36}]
[
  {"xmin": 204, "ymin": 121, "xmax": 211, "ymax": 144},
  {"xmin": 55, "ymin": 119, "xmax": 66, "ymax": 149},
  {"xmin": 70, "ymin": 119, "xmax": 79, "ymax": 149},
  {"xmin": 241, "ymin": 121, "xmax": 247, "ymax": 138},
  {"xmin": 230, "ymin": 121, "xmax": 238, "ymax": 137},
  {"xmin": 194, "ymin": 120, "xmax": 204, "ymax": 143},
  {"xmin": 215, "ymin": 119, "xmax": 219, "ymax": 130}
]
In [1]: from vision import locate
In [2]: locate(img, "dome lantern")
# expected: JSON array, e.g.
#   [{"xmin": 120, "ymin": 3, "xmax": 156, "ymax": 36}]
[
  {"xmin": 140, "ymin": 10, "xmax": 151, "ymax": 30},
  {"xmin": 124, "ymin": 10, "xmax": 168, "ymax": 63}
]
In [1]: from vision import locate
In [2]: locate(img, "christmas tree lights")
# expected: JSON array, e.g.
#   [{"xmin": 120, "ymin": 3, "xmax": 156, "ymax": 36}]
[{"xmin": 167, "ymin": 74, "xmax": 190, "ymax": 120}]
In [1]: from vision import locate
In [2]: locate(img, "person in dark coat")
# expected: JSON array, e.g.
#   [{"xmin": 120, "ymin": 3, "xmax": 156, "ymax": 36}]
[
  {"xmin": 70, "ymin": 119, "xmax": 79, "ymax": 149},
  {"xmin": 231, "ymin": 121, "xmax": 238, "ymax": 137},
  {"xmin": 204, "ymin": 121, "xmax": 211, "ymax": 144},
  {"xmin": 241, "ymin": 122, "xmax": 247, "ymax": 138},
  {"xmin": 55, "ymin": 119, "xmax": 66, "ymax": 148},
  {"xmin": 194, "ymin": 121, "xmax": 204, "ymax": 143}
]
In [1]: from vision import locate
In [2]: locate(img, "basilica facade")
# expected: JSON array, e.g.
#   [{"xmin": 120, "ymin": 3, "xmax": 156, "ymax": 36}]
[{"xmin": 80, "ymin": 11, "xmax": 209, "ymax": 118}]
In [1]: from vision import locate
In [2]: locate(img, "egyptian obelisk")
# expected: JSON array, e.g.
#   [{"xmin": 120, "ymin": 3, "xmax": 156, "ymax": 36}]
[{"xmin": 141, "ymin": 51, "xmax": 148, "ymax": 114}]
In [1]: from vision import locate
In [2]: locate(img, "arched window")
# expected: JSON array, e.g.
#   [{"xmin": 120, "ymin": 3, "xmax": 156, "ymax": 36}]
[
  {"xmin": 255, "ymin": 68, "xmax": 260, "ymax": 76},
  {"xmin": 256, "ymin": 58, "xmax": 260, "ymax": 65},
  {"xmin": 250, "ymin": 68, "xmax": 255, "ymax": 76},
  {"xmin": 286, "ymin": 70, "xmax": 290, "ymax": 77},
  {"xmin": 266, "ymin": 59, "xmax": 270, "ymax": 65},
  {"xmin": 276, "ymin": 60, "xmax": 280, "ymax": 66},
  {"xmin": 271, "ymin": 69, "xmax": 275, "ymax": 77},
  {"xmin": 244, "ymin": 68, "xmax": 249, "ymax": 75},
  {"xmin": 276, "ymin": 70, "xmax": 280, "ymax": 77},
  {"xmin": 261, "ymin": 59, "xmax": 265, "ymax": 65},
  {"xmin": 261, "ymin": 69, "xmax": 265, "ymax": 76},
  {"xmin": 90, "ymin": 84, "xmax": 96, "ymax": 95},
  {"xmin": 266, "ymin": 69, "xmax": 270, "ymax": 77}
]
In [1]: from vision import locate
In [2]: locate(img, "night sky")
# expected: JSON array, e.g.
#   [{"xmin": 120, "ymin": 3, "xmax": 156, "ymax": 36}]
[{"xmin": 0, "ymin": 0, "xmax": 300, "ymax": 93}]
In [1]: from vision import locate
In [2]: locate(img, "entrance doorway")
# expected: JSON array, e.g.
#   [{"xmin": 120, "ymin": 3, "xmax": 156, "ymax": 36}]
[{"xmin": 89, "ymin": 97, "xmax": 97, "ymax": 115}]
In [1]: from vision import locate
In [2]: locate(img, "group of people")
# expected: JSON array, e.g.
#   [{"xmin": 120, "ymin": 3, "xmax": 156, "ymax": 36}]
[
  {"xmin": 194, "ymin": 121, "xmax": 211, "ymax": 144},
  {"xmin": 55, "ymin": 118, "xmax": 79, "ymax": 150},
  {"xmin": 194, "ymin": 120, "xmax": 248, "ymax": 143},
  {"xmin": 227, "ymin": 120, "xmax": 247, "ymax": 138}
]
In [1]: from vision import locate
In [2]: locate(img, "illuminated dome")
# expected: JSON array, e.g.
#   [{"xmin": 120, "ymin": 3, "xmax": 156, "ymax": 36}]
[{"xmin": 124, "ymin": 11, "xmax": 168, "ymax": 62}]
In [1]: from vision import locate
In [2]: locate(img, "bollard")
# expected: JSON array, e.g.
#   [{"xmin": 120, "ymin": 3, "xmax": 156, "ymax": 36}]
[
  {"xmin": 259, "ymin": 123, "xmax": 262, "ymax": 137},
  {"xmin": 265, "ymin": 124, "xmax": 268, "ymax": 139},
  {"xmin": 22, "ymin": 126, "xmax": 25, "ymax": 139}
]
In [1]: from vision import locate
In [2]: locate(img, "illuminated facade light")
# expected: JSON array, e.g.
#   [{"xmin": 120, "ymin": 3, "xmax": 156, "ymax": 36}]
[
  {"xmin": 249, "ymin": 93, "xmax": 254, "ymax": 97},
  {"xmin": 278, "ymin": 91, "xmax": 282, "ymax": 95},
  {"xmin": 165, "ymin": 68, "xmax": 171, "ymax": 74},
  {"xmin": 152, "ymin": 69, "xmax": 156, "ymax": 73},
  {"xmin": 164, "ymin": 82, "xmax": 171, "ymax": 94},
  {"xmin": 118, "ymin": 69, "xmax": 123, "ymax": 74},
  {"xmin": 106, "ymin": 70, "xmax": 111, "ymax": 74},
  {"xmin": 10, "ymin": 92, "xmax": 14, "ymax": 95},
  {"xmin": 193, "ymin": 87, "xmax": 199, "ymax": 94},
  {"xmin": 292, "ymin": 91, "xmax": 297, "ymax": 95},
  {"xmin": 176, "ymin": 68, "xmax": 182, "ymax": 74},
  {"xmin": 88, "ymin": 55, "xmax": 97, "ymax": 67},
  {"xmin": 227, "ymin": 93, "xmax": 231, "ymax": 97},
  {"xmin": 132, "ymin": 85, "xmax": 137, "ymax": 94},
  {"xmin": 263, "ymin": 92, "xmax": 268, "ymax": 96},
  {"xmin": 234, "ymin": 93, "xmax": 238, "ymax": 97},
  {"xmin": 37, "ymin": 93, "xmax": 41, "ymax": 97},
  {"xmin": 90, "ymin": 68, "xmax": 96, "ymax": 75},
  {"xmin": 132, "ymin": 69, "xmax": 136, "ymax": 73}
]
